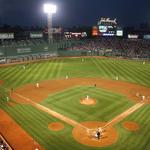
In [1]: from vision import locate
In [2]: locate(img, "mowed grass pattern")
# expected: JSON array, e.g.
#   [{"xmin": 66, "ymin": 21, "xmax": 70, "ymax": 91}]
[
  {"xmin": 41, "ymin": 86, "xmax": 134, "ymax": 122},
  {"xmin": 0, "ymin": 57, "xmax": 150, "ymax": 150},
  {"xmin": 0, "ymin": 89, "xmax": 149, "ymax": 150},
  {"xmin": 116, "ymin": 105, "xmax": 150, "ymax": 150},
  {"xmin": 0, "ymin": 58, "xmax": 150, "ymax": 88}
]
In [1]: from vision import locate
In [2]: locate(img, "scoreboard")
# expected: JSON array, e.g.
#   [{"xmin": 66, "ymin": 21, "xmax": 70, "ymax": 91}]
[
  {"xmin": 98, "ymin": 18, "xmax": 117, "ymax": 36},
  {"xmin": 92, "ymin": 18, "xmax": 123, "ymax": 37},
  {"xmin": 64, "ymin": 32, "xmax": 87, "ymax": 39}
]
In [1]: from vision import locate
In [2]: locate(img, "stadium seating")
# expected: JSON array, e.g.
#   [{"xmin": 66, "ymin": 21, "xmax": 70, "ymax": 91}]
[
  {"xmin": 66, "ymin": 38, "xmax": 150, "ymax": 58},
  {"xmin": 0, "ymin": 38, "xmax": 149, "ymax": 64},
  {"xmin": 0, "ymin": 134, "xmax": 12, "ymax": 150}
]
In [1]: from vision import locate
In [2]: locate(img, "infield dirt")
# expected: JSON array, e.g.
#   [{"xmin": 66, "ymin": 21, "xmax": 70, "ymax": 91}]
[
  {"xmin": 48, "ymin": 122, "xmax": 64, "ymax": 131},
  {"xmin": 72, "ymin": 121, "xmax": 118, "ymax": 147},
  {"xmin": 123, "ymin": 121, "xmax": 140, "ymax": 131},
  {"xmin": 5, "ymin": 78, "xmax": 150, "ymax": 148},
  {"xmin": 11, "ymin": 78, "xmax": 150, "ymax": 103},
  {"xmin": 80, "ymin": 98, "xmax": 96, "ymax": 105}
]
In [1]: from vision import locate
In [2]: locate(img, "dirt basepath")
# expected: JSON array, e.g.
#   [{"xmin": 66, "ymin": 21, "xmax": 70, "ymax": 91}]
[
  {"xmin": 103, "ymin": 101, "xmax": 145, "ymax": 128},
  {"xmin": 13, "ymin": 78, "xmax": 150, "ymax": 103},
  {"xmin": 9, "ymin": 78, "xmax": 150, "ymax": 148},
  {"xmin": 0, "ymin": 109, "xmax": 44, "ymax": 150},
  {"xmin": 11, "ymin": 77, "xmax": 149, "ymax": 129},
  {"xmin": 13, "ymin": 92, "xmax": 88, "ymax": 130}
]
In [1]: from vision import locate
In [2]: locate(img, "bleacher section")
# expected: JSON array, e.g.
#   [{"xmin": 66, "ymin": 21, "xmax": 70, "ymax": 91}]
[
  {"xmin": 0, "ymin": 39, "xmax": 60, "ymax": 63},
  {"xmin": 66, "ymin": 38, "xmax": 150, "ymax": 59},
  {"xmin": 0, "ymin": 134, "xmax": 12, "ymax": 150},
  {"xmin": 0, "ymin": 39, "xmax": 58, "ymax": 56},
  {"xmin": 0, "ymin": 38, "xmax": 149, "ymax": 64}
]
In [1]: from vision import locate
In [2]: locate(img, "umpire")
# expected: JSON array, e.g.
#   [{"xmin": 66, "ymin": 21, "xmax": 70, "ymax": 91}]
[{"xmin": 96, "ymin": 130, "xmax": 101, "ymax": 140}]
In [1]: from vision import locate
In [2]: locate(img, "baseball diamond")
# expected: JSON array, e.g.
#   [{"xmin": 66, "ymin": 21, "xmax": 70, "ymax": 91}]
[
  {"xmin": 1, "ymin": 1, "xmax": 150, "ymax": 149},
  {"xmin": 0, "ymin": 57, "xmax": 150, "ymax": 150}
]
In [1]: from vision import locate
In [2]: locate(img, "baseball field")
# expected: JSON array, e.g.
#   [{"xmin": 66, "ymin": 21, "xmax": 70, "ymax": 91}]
[{"xmin": 0, "ymin": 57, "xmax": 150, "ymax": 150}]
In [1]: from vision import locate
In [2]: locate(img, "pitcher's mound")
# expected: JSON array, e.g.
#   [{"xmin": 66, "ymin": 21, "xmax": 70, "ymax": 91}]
[
  {"xmin": 123, "ymin": 121, "xmax": 140, "ymax": 131},
  {"xmin": 72, "ymin": 121, "xmax": 118, "ymax": 147},
  {"xmin": 48, "ymin": 122, "xmax": 64, "ymax": 131},
  {"xmin": 80, "ymin": 98, "xmax": 96, "ymax": 105}
]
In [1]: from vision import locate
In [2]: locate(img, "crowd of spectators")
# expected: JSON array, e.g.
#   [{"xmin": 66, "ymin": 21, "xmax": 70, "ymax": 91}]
[
  {"xmin": 67, "ymin": 38, "xmax": 150, "ymax": 58},
  {"xmin": 0, "ymin": 135, "xmax": 11, "ymax": 150},
  {"xmin": 0, "ymin": 37, "xmax": 150, "ymax": 59},
  {"xmin": 0, "ymin": 39, "xmax": 47, "ymax": 48}
]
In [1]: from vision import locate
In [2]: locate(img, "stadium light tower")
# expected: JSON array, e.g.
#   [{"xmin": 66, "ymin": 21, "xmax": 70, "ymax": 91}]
[{"xmin": 44, "ymin": 3, "xmax": 57, "ymax": 43}]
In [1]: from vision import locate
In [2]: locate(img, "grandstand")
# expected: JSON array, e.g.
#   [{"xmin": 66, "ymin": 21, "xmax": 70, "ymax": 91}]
[
  {"xmin": 0, "ymin": 39, "xmax": 58, "ymax": 63},
  {"xmin": 0, "ymin": 33, "xmax": 150, "ymax": 64},
  {"xmin": 66, "ymin": 38, "xmax": 150, "ymax": 59},
  {"xmin": 0, "ymin": 134, "xmax": 12, "ymax": 150}
]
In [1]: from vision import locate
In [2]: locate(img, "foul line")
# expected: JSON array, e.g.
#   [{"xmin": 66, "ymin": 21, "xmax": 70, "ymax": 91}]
[
  {"xmin": 103, "ymin": 101, "xmax": 145, "ymax": 128},
  {"xmin": 13, "ymin": 92, "xmax": 89, "ymax": 130},
  {"xmin": 11, "ymin": 90, "xmax": 145, "ymax": 131}
]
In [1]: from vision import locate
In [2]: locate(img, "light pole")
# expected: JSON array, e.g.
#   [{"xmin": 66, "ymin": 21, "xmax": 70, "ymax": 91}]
[{"xmin": 44, "ymin": 4, "xmax": 57, "ymax": 43}]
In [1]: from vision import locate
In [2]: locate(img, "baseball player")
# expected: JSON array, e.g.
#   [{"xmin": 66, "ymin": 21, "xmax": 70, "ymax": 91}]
[{"xmin": 36, "ymin": 82, "xmax": 39, "ymax": 88}]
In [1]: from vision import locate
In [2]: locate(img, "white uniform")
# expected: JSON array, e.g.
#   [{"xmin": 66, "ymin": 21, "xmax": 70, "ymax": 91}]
[
  {"xmin": 6, "ymin": 97, "xmax": 9, "ymax": 101},
  {"xmin": 98, "ymin": 127, "xmax": 102, "ymax": 133},
  {"xmin": 36, "ymin": 83, "xmax": 39, "ymax": 88},
  {"xmin": 95, "ymin": 133, "xmax": 98, "ymax": 138},
  {"xmin": 86, "ymin": 95, "xmax": 89, "ymax": 100},
  {"xmin": 142, "ymin": 96, "xmax": 145, "ymax": 100}
]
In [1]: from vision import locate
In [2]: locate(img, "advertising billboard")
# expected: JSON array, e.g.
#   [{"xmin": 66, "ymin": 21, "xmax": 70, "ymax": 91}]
[
  {"xmin": 64, "ymin": 32, "xmax": 87, "ymax": 39},
  {"xmin": 17, "ymin": 48, "xmax": 31, "ymax": 54},
  {"xmin": 116, "ymin": 30, "xmax": 123, "ymax": 36},
  {"xmin": 128, "ymin": 34, "xmax": 139, "ymax": 39},
  {"xmin": 98, "ymin": 25, "xmax": 116, "ymax": 36},
  {"xmin": 143, "ymin": 35, "xmax": 150, "ymax": 40},
  {"xmin": 98, "ymin": 18, "xmax": 117, "ymax": 36},
  {"xmin": 44, "ymin": 28, "xmax": 62, "ymax": 34},
  {"xmin": 99, "ymin": 26, "xmax": 107, "ymax": 33},
  {"xmin": 30, "ymin": 32, "xmax": 43, "ymax": 38},
  {"xmin": 0, "ymin": 33, "xmax": 14, "ymax": 39},
  {"xmin": 92, "ymin": 26, "xmax": 99, "ymax": 36}
]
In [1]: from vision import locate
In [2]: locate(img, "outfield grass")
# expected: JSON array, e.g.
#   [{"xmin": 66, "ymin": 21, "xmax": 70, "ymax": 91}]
[
  {"xmin": 0, "ymin": 57, "xmax": 150, "ymax": 88},
  {"xmin": 0, "ymin": 57, "xmax": 150, "ymax": 150}
]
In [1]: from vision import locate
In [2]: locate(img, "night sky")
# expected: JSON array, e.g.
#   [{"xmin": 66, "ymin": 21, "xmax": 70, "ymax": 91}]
[{"xmin": 0, "ymin": 0, "xmax": 150, "ymax": 27}]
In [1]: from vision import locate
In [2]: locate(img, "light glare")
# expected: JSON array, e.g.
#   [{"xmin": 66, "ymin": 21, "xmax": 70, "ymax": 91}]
[{"xmin": 44, "ymin": 4, "xmax": 57, "ymax": 14}]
